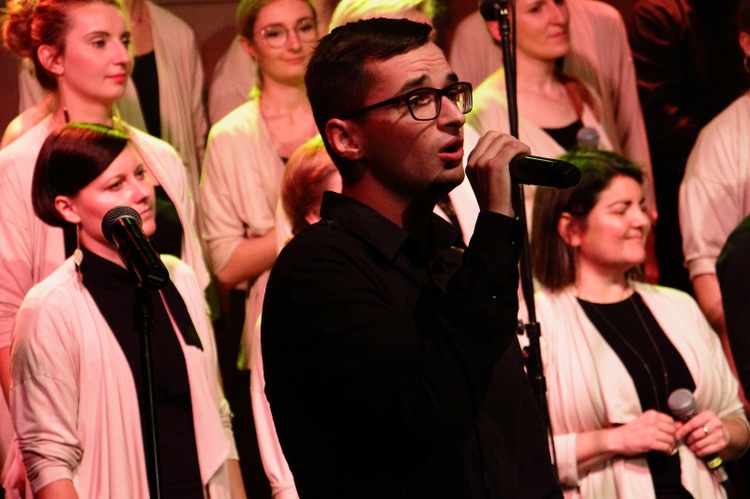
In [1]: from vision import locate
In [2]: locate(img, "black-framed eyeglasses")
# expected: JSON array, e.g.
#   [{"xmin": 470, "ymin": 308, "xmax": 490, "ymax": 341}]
[
  {"xmin": 341, "ymin": 81, "xmax": 473, "ymax": 121},
  {"xmin": 258, "ymin": 17, "xmax": 318, "ymax": 48}
]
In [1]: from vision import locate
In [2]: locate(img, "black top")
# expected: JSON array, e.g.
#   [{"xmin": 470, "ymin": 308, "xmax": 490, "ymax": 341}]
[
  {"xmin": 543, "ymin": 119, "xmax": 583, "ymax": 151},
  {"xmin": 151, "ymin": 185, "xmax": 184, "ymax": 258},
  {"xmin": 262, "ymin": 192, "xmax": 562, "ymax": 498},
  {"xmin": 579, "ymin": 293, "xmax": 695, "ymax": 498},
  {"xmin": 132, "ymin": 51, "xmax": 162, "ymax": 138},
  {"xmin": 80, "ymin": 247, "xmax": 203, "ymax": 498}
]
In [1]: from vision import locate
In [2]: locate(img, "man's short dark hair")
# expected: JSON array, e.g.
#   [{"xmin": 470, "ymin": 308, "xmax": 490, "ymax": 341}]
[{"xmin": 305, "ymin": 17, "xmax": 432, "ymax": 182}]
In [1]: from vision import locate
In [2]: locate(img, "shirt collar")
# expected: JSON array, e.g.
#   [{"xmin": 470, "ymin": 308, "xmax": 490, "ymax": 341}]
[
  {"xmin": 80, "ymin": 245, "xmax": 136, "ymax": 289},
  {"xmin": 319, "ymin": 191, "xmax": 463, "ymax": 263}
]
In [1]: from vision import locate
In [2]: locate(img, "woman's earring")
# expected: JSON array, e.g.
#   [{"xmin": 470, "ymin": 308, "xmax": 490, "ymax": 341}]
[
  {"xmin": 73, "ymin": 224, "xmax": 83, "ymax": 268},
  {"xmin": 58, "ymin": 75, "xmax": 70, "ymax": 123},
  {"xmin": 744, "ymin": 55, "xmax": 750, "ymax": 75}
]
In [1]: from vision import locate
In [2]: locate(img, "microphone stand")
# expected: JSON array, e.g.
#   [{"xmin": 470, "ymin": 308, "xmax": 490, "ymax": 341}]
[
  {"xmin": 133, "ymin": 279, "xmax": 165, "ymax": 499},
  {"xmin": 490, "ymin": 0, "xmax": 559, "ymax": 480}
]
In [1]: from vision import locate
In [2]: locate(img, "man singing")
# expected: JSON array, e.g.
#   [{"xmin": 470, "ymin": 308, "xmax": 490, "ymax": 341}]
[{"xmin": 262, "ymin": 18, "xmax": 561, "ymax": 498}]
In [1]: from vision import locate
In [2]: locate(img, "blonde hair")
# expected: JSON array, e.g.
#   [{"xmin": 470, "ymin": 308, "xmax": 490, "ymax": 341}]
[{"xmin": 329, "ymin": 0, "xmax": 436, "ymax": 31}]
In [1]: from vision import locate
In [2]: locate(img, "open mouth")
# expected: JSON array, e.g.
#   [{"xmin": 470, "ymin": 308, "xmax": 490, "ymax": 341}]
[{"xmin": 440, "ymin": 139, "xmax": 463, "ymax": 155}]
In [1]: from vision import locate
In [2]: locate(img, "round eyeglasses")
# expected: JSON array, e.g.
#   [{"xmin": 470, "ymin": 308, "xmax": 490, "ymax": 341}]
[
  {"xmin": 341, "ymin": 81, "xmax": 473, "ymax": 121},
  {"xmin": 258, "ymin": 17, "xmax": 318, "ymax": 48}
]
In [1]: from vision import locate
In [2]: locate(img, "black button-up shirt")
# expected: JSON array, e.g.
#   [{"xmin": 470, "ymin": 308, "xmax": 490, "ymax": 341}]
[{"xmin": 262, "ymin": 192, "xmax": 561, "ymax": 498}]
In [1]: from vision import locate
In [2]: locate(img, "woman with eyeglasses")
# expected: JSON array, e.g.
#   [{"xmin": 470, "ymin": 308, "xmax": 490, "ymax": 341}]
[
  {"xmin": 199, "ymin": 0, "xmax": 319, "ymax": 494},
  {"xmin": 201, "ymin": 0, "xmax": 319, "ymax": 359}
]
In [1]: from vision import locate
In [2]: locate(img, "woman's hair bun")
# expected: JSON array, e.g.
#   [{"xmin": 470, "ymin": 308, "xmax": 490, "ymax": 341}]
[{"xmin": 2, "ymin": 0, "xmax": 37, "ymax": 58}]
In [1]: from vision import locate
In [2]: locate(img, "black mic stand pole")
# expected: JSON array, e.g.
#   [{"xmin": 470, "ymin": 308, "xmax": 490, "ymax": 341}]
[
  {"xmin": 133, "ymin": 281, "xmax": 164, "ymax": 499},
  {"xmin": 491, "ymin": 0, "xmax": 559, "ymax": 480}
]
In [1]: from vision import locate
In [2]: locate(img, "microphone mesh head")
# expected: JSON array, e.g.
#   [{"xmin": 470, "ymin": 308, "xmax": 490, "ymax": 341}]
[
  {"xmin": 101, "ymin": 206, "xmax": 143, "ymax": 242},
  {"xmin": 576, "ymin": 126, "xmax": 600, "ymax": 151},
  {"xmin": 480, "ymin": 0, "xmax": 501, "ymax": 20},
  {"xmin": 667, "ymin": 388, "xmax": 696, "ymax": 421}
]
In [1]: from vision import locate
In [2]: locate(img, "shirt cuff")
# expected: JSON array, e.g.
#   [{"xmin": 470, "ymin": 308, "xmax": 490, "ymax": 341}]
[
  {"xmin": 469, "ymin": 211, "xmax": 523, "ymax": 258},
  {"xmin": 686, "ymin": 256, "xmax": 717, "ymax": 280}
]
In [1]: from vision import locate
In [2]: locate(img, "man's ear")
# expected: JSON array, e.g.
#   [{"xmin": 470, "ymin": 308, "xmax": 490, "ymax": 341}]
[
  {"xmin": 557, "ymin": 212, "xmax": 581, "ymax": 247},
  {"xmin": 54, "ymin": 195, "xmax": 81, "ymax": 225},
  {"xmin": 325, "ymin": 118, "xmax": 364, "ymax": 162},
  {"xmin": 239, "ymin": 36, "xmax": 257, "ymax": 60},
  {"xmin": 37, "ymin": 44, "xmax": 64, "ymax": 77},
  {"xmin": 486, "ymin": 20, "xmax": 502, "ymax": 44},
  {"xmin": 740, "ymin": 31, "xmax": 750, "ymax": 59}
]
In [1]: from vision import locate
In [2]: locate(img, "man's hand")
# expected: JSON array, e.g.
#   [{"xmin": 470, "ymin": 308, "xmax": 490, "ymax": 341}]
[{"xmin": 466, "ymin": 131, "xmax": 530, "ymax": 217}]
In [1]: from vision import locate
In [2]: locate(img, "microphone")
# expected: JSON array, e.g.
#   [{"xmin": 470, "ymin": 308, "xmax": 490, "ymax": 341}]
[
  {"xmin": 509, "ymin": 155, "xmax": 581, "ymax": 188},
  {"xmin": 575, "ymin": 126, "xmax": 599, "ymax": 151},
  {"xmin": 667, "ymin": 388, "xmax": 730, "ymax": 486},
  {"xmin": 102, "ymin": 206, "xmax": 169, "ymax": 290},
  {"xmin": 480, "ymin": 0, "xmax": 502, "ymax": 20}
]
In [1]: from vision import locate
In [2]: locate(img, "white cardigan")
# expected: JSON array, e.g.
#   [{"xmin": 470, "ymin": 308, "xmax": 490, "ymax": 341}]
[
  {"xmin": 10, "ymin": 256, "xmax": 237, "ymax": 497},
  {"xmin": 200, "ymin": 98, "xmax": 287, "ymax": 372},
  {"xmin": 532, "ymin": 283, "xmax": 745, "ymax": 498},
  {"xmin": 0, "ymin": 115, "xmax": 208, "ymax": 495}
]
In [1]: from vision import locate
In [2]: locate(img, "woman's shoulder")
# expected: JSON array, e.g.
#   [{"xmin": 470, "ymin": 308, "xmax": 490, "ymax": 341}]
[
  {"xmin": 0, "ymin": 114, "xmax": 54, "ymax": 162},
  {"xmin": 208, "ymin": 100, "xmax": 261, "ymax": 137},
  {"xmin": 698, "ymin": 92, "xmax": 750, "ymax": 138},
  {"xmin": 472, "ymin": 69, "xmax": 507, "ymax": 104},
  {"xmin": 19, "ymin": 260, "xmax": 79, "ymax": 314},
  {"xmin": 632, "ymin": 281, "xmax": 699, "ymax": 310},
  {"xmin": 0, "ymin": 116, "xmax": 56, "ymax": 197},
  {"xmin": 128, "ymin": 124, "xmax": 178, "ymax": 154},
  {"xmin": 528, "ymin": 287, "xmax": 578, "ymax": 322},
  {"xmin": 128, "ymin": 125, "xmax": 188, "ymax": 171},
  {"xmin": 205, "ymin": 100, "xmax": 276, "ymax": 163},
  {"xmin": 208, "ymin": 99, "xmax": 261, "ymax": 142},
  {"xmin": 0, "ymin": 99, "xmax": 53, "ymax": 149},
  {"xmin": 163, "ymin": 254, "xmax": 196, "ymax": 281},
  {"xmin": 467, "ymin": 70, "xmax": 509, "ymax": 132}
]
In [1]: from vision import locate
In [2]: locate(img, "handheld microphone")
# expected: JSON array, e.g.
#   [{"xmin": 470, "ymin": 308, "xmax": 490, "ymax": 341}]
[
  {"xmin": 480, "ymin": 0, "xmax": 502, "ymax": 20},
  {"xmin": 667, "ymin": 388, "xmax": 730, "ymax": 485},
  {"xmin": 509, "ymin": 155, "xmax": 581, "ymax": 188},
  {"xmin": 575, "ymin": 126, "xmax": 599, "ymax": 151},
  {"xmin": 102, "ymin": 206, "xmax": 169, "ymax": 290}
]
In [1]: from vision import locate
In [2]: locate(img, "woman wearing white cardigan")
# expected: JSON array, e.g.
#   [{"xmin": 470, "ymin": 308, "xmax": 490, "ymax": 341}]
[
  {"xmin": 11, "ymin": 123, "xmax": 242, "ymax": 498},
  {"xmin": 528, "ymin": 150, "xmax": 750, "ymax": 497},
  {"xmin": 0, "ymin": 2, "xmax": 207, "ymax": 492}
]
